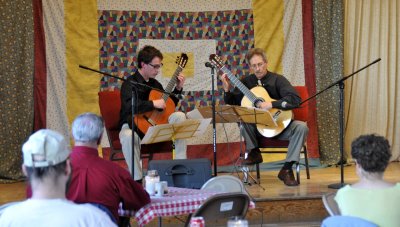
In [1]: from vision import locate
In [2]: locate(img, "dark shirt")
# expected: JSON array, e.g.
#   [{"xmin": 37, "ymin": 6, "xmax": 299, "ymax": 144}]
[
  {"xmin": 66, "ymin": 146, "xmax": 150, "ymax": 222},
  {"xmin": 119, "ymin": 70, "xmax": 182, "ymax": 130},
  {"xmin": 224, "ymin": 71, "xmax": 301, "ymax": 109}
]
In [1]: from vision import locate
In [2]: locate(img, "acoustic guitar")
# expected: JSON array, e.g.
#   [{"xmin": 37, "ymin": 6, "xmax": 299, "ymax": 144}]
[
  {"xmin": 209, "ymin": 54, "xmax": 293, "ymax": 137},
  {"xmin": 135, "ymin": 53, "xmax": 188, "ymax": 134}
]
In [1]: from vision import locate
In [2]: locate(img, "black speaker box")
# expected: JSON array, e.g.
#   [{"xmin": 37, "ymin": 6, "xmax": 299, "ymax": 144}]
[{"xmin": 148, "ymin": 158, "xmax": 212, "ymax": 189}]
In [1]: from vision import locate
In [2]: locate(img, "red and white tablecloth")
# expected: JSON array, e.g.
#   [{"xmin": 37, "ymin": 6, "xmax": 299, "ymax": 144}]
[{"xmin": 118, "ymin": 187, "xmax": 216, "ymax": 226}]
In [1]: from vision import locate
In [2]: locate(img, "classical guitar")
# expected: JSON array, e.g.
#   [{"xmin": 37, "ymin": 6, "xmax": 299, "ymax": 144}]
[
  {"xmin": 136, "ymin": 53, "xmax": 188, "ymax": 134},
  {"xmin": 209, "ymin": 54, "xmax": 293, "ymax": 137}
]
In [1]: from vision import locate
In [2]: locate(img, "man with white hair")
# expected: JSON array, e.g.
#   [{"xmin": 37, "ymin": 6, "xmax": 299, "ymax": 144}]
[
  {"xmin": 67, "ymin": 113, "xmax": 150, "ymax": 224},
  {"xmin": 0, "ymin": 129, "xmax": 116, "ymax": 226}
]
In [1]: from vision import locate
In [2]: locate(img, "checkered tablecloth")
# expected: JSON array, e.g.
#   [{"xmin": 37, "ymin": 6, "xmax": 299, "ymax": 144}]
[{"xmin": 118, "ymin": 187, "xmax": 216, "ymax": 226}]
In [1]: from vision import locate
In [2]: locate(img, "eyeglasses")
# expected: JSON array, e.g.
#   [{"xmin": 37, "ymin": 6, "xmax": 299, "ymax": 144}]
[
  {"xmin": 250, "ymin": 62, "xmax": 265, "ymax": 70},
  {"xmin": 148, "ymin": 63, "xmax": 163, "ymax": 69}
]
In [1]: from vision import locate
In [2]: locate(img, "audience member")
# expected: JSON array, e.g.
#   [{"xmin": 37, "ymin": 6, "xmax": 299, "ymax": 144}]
[
  {"xmin": 67, "ymin": 113, "xmax": 150, "ymax": 224},
  {"xmin": 0, "ymin": 129, "xmax": 116, "ymax": 226},
  {"xmin": 335, "ymin": 134, "xmax": 400, "ymax": 227}
]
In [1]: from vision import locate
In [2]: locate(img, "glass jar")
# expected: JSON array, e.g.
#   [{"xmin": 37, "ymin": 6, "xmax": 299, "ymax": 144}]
[
  {"xmin": 145, "ymin": 170, "xmax": 160, "ymax": 195},
  {"xmin": 227, "ymin": 216, "xmax": 248, "ymax": 227}
]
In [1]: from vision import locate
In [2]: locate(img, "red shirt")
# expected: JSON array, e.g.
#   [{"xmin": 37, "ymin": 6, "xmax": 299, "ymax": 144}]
[{"xmin": 66, "ymin": 146, "xmax": 150, "ymax": 221}]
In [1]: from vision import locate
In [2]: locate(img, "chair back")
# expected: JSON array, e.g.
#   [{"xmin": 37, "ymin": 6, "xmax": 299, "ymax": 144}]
[
  {"xmin": 201, "ymin": 175, "xmax": 247, "ymax": 194},
  {"xmin": 322, "ymin": 192, "xmax": 341, "ymax": 216},
  {"xmin": 191, "ymin": 192, "xmax": 249, "ymax": 226},
  {"xmin": 98, "ymin": 90, "xmax": 121, "ymax": 132},
  {"xmin": 0, "ymin": 201, "xmax": 21, "ymax": 217},
  {"xmin": 321, "ymin": 216, "xmax": 378, "ymax": 227},
  {"xmin": 98, "ymin": 91, "xmax": 123, "ymax": 154},
  {"xmin": 293, "ymin": 86, "xmax": 309, "ymax": 122}
]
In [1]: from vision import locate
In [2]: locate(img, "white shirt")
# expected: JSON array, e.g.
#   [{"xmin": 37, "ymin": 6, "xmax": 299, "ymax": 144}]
[{"xmin": 0, "ymin": 198, "xmax": 117, "ymax": 227}]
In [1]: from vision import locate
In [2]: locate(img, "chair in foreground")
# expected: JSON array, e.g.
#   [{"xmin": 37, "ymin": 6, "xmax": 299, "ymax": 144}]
[
  {"xmin": 322, "ymin": 192, "xmax": 341, "ymax": 216},
  {"xmin": 321, "ymin": 216, "xmax": 378, "ymax": 227},
  {"xmin": 0, "ymin": 202, "xmax": 21, "ymax": 217},
  {"xmin": 201, "ymin": 175, "xmax": 247, "ymax": 194},
  {"xmin": 185, "ymin": 192, "xmax": 250, "ymax": 227}
]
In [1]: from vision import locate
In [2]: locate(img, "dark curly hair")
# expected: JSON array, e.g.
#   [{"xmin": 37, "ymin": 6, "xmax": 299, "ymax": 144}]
[
  {"xmin": 137, "ymin": 45, "xmax": 163, "ymax": 69},
  {"xmin": 351, "ymin": 134, "xmax": 391, "ymax": 173}
]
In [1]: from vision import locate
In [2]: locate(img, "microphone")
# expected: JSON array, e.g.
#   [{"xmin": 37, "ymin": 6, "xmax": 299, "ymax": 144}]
[
  {"xmin": 281, "ymin": 101, "xmax": 298, "ymax": 109},
  {"xmin": 205, "ymin": 62, "xmax": 215, "ymax": 68}
]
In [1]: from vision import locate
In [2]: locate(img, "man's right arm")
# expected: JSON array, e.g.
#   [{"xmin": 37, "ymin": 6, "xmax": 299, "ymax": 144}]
[{"xmin": 119, "ymin": 171, "xmax": 151, "ymax": 211}]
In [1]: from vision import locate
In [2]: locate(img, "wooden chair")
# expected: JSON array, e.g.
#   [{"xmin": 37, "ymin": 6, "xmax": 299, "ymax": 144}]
[
  {"xmin": 98, "ymin": 90, "xmax": 172, "ymax": 162},
  {"xmin": 255, "ymin": 86, "xmax": 311, "ymax": 184}
]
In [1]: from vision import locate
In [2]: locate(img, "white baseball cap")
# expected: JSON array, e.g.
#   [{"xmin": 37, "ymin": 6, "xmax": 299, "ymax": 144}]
[{"xmin": 22, "ymin": 129, "xmax": 71, "ymax": 167}]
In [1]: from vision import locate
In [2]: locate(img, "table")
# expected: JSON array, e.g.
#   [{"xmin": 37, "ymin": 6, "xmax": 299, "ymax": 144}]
[{"xmin": 119, "ymin": 187, "xmax": 216, "ymax": 226}]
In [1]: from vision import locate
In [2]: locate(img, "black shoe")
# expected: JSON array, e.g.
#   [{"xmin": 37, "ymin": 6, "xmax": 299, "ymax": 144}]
[
  {"xmin": 242, "ymin": 149, "xmax": 263, "ymax": 165},
  {"xmin": 278, "ymin": 168, "xmax": 299, "ymax": 186}
]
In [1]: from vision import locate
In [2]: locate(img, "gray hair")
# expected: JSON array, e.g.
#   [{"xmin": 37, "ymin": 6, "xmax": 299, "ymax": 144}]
[
  {"xmin": 245, "ymin": 48, "xmax": 268, "ymax": 63},
  {"xmin": 72, "ymin": 113, "xmax": 104, "ymax": 142}
]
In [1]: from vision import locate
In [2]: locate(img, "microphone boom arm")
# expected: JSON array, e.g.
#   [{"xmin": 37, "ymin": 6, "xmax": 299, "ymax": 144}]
[{"xmin": 78, "ymin": 65, "xmax": 184, "ymax": 99}]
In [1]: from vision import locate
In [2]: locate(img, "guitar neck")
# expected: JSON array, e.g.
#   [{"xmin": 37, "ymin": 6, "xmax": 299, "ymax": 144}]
[
  {"xmin": 162, "ymin": 66, "xmax": 183, "ymax": 100},
  {"xmin": 220, "ymin": 66, "xmax": 259, "ymax": 104}
]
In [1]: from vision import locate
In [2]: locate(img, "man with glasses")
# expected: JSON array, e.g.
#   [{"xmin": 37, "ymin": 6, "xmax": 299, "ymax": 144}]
[
  {"xmin": 221, "ymin": 48, "xmax": 308, "ymax": 186},
  {"xmin": 119, "ymin": 45, "xmax": 187, "ymax": 182}
]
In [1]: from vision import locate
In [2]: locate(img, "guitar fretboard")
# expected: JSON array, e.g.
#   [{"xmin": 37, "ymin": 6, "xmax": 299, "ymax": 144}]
[
  {"xmin": 162, "ymin": 66, "xmax": 184, "ymax": 101},
  {"xmin": 220, "ymin": 66, "xmax": 261, "ymax": 106}
]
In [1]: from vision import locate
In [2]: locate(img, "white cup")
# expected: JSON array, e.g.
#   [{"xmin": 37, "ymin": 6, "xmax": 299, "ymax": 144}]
[
  {"xmin": 145, "ymin": 181, "xmax": 156, "ymax": 196},
  {"xmin": 155, "ymin": 182, "xmax": 164, "ymax": 197},
  {"xmin": 161, "ymin": 181, "xmax": 168, "ymax": 194}
]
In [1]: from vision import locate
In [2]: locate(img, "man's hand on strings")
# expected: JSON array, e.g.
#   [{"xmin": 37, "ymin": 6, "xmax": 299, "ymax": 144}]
[
  {"xmin": 220, "ymin": 73, "xmax": 232, "ymax": 92},
  {"xmin": 175, "ymin": 72, "xmax": 185, "ymax": 91}
]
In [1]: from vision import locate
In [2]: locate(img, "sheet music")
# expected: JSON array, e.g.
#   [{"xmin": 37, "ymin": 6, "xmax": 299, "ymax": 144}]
[{"xmin": 140, "ymin": 118, "xmax": 212, "ymax": 145}]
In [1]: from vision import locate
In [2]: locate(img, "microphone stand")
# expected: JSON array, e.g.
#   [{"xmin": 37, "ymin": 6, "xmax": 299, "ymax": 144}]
[
  {"xmin": 210, "ymin": 65, "xmax": 218, "ymax": 176},
  {"xmin": 299, "ymin": 58, "xmax": 381, "ymax": 189},
  {"xmin": 79, "ymin": 65, "xmax": 182, "ymax": 180},
  {"xmin": 205, "ymin": 62, "xmax": 218, "ymax": 176}
]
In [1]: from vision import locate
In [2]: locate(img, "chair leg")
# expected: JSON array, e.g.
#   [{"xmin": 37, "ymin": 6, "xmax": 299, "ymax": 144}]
[
  {"xmin": 295, "ymin": 162, "xmax": 300, "ymax": 184},
  {"xmin": 256, "ymin": 163, "xmax": 260, "ymax": 184},
  {"xmin": 303, "ymin": 145, "xmax": 310, "ymax": 179}
]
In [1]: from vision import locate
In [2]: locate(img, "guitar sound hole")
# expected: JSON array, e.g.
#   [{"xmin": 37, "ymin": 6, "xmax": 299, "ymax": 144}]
[{"xmin": 253, "ymin": 98, "xmax": 265, "ymax": 107}]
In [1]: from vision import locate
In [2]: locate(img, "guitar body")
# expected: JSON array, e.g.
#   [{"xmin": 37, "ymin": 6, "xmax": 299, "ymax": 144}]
[
  {"xmin": 135, "ymin": 89, "xmax": 176, "ymax": 134},
  {"xmin": 241, "ymin": 87, "xmax": 293, "ymax": 138},
  {"xmin": 209, "ymin": 53, "xmax": 293, "ymax": 137},
  {"xmin": 133, "ymin": 53, "xmax": 188, "ymax": 134}
]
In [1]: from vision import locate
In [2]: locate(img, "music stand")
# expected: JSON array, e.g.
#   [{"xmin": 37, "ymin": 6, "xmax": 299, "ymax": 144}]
[
  {"xmin": 189, "ymin": 105, "xmax": 276, "ymax": 126},
  {"xmin": 141, "ymin": 119, "xmax": 211, "ymax": 157},
  {"xmin": 188, "ymin": 105, "xmax": 272, "ymax": 188}
]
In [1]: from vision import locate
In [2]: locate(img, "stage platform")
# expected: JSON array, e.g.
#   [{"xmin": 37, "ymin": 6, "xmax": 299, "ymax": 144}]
[{"xmin": 1, "ymin": 162, "xmax": 400, "ymax": 226}]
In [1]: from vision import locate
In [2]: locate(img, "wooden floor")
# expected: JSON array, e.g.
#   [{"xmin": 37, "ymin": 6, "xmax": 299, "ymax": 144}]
[{"xmin": 1, "ymin": 162, "xmax": 400, "ymax": 226}]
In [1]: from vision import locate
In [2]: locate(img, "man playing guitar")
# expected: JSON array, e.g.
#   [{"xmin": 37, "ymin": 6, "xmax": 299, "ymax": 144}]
[
  {"xmin": 221, "ymin": 48, "xmax": 308, "ymax": 186},
  {"xmin": 119, "ymin": 45, "xmax": 187, "ymax": 182}
]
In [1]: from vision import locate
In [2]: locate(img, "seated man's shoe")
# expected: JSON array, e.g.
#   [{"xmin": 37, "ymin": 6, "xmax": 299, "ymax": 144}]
[
  {"xmin": 278, "ymin": 168, "xmax": 299, "ymax": 186},
  {"xmin": 242, "ymin": 149, "xmax": 263, "ymax": 165}
]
